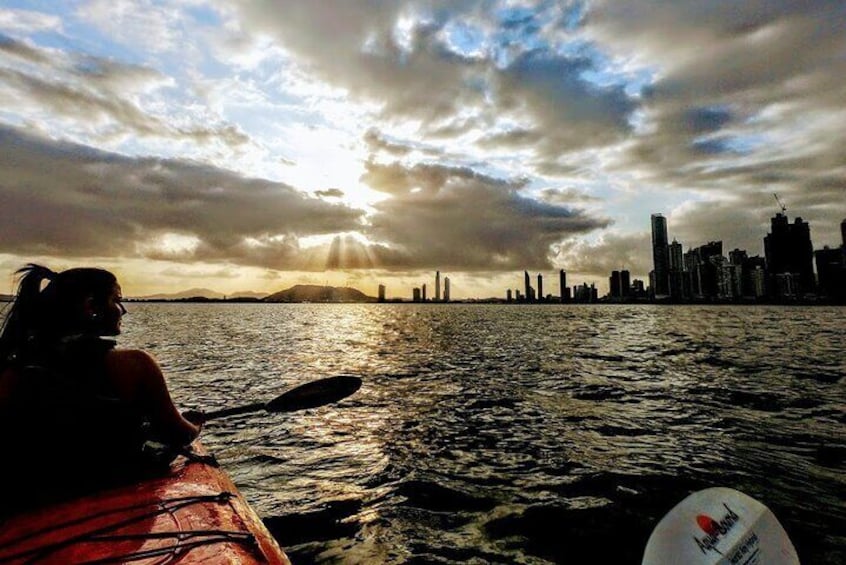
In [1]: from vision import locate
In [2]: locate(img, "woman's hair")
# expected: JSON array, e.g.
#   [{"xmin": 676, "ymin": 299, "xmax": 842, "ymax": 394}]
[{"xmin": 0, "ymin": 264, "xmax": 117, "ymax": 367}]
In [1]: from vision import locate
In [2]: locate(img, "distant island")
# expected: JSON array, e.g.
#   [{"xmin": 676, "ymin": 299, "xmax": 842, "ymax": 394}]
[
  {"xmin": 129, "ymin": 285, "xmax": 375, "ymax": 303},
  {"xmin": 265, "ymin": 285, "xmax": 375, "ymax": 303},
  {"xmin": 136, "ymin": 288, "xmax": 267, "ymax": 300}
]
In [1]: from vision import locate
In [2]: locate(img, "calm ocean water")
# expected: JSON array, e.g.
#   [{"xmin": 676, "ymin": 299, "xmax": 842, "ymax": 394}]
[{"xmin": 116, "ymin": 303, "xmax": 844, "ymax": 564}]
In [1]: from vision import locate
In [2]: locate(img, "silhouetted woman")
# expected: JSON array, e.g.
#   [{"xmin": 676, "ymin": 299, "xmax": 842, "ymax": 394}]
[{"xmin": 0, "ymin": 264, "xmax": 200, "ymax": 514}]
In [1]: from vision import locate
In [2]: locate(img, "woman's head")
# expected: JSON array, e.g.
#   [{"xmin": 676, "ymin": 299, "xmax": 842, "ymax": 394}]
[{"xmin": 1, "ymin": 264, "xmax": 126, "ymax": 363}]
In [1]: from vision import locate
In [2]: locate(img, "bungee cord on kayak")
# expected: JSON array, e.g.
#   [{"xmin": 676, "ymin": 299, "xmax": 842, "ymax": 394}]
[{"xmin": 0, "ymin": 491, "xmax": 258, "ymax": 565}]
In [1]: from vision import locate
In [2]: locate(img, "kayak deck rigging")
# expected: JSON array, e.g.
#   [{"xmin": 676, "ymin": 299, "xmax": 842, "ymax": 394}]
[{"xmin": 0, "ymin": 443, "xmax": 290, "ymax": 565}]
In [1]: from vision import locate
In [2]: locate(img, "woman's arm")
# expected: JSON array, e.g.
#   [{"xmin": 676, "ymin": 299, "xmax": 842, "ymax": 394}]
[{"xmin": 104, "ymin": 349, "xmax": 200, "ymax": 446}]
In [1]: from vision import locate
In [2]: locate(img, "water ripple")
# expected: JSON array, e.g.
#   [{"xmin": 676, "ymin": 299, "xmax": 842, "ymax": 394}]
[{"xmin": 119, "ymin": 303, "xmax": 846, "ymax": 564}]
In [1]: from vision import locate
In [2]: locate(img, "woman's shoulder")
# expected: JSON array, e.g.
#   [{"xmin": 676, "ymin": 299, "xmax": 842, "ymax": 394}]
[
  {"xmin": 104, "ymin": 348, "xmax": 161, "ymax": 376},
  {"xmin": 0, "ymin": 367, "xmax": 22, "ymax": 407}
]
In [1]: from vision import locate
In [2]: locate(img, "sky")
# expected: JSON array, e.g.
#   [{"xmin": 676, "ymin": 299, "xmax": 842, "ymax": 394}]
[{"xmin": 1, "ymin": 1, "xmax": 844, "ymax": 299}]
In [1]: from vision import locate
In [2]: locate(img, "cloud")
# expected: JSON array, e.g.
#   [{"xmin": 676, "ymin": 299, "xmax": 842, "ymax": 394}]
[
  {"xmin": 490, "ymin": 49, "xmax": 636, "ymax": 157},
  {"xmin": 361, "ymin": 160, "xmax": 610, "ymax": 270},
  {"xmin": 0, "ymin": 34, "xmax": 50, "ymax": 64},
  {"xmin": 539, "ymin": 187, "xmax": 602, "ymax": 204},
  {"xmin": 361, "ymin": 159, "xmax": 526, "ymax": 196},
  {"xmin": 315, "ymin": 188, "xmax": 345, "ymax": 199},
  {"xmin": 558, "ymin": 232, "xmax": 652, "ymax": 279},
  {"xmin": 0, "ymin": 125, "xmax": 364, "ymax": 269},
  {"xmin": 587, "ymin": 1, "xmax": 846, "ymax": 181},
  {"xmin": 0, "ymin": 34, "xmax": 250, "ymax": 147},
  {"xmin": 158, "ymin": 266, "xmax": 240, "ymax": 279},
  {"xmin": 363, "ymin": 129, "xmax": 412, "ymax": 156},
  {"xmin": 75, "ymin": 0, "xmax": 186, "ymax": 54},
  {"xmin": 0, "ymin": 8, "xmax": 62, "ymax": 35},
  {"xmin": 229, "ymin": 2, "xmax": 638, "ymax": 169}
]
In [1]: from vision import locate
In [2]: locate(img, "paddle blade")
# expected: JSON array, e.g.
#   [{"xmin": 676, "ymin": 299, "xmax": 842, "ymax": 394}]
[
  {"xmin": 642, "ymin": 487, "xmax": 799, "ymax": 565},
  {"xmin": 266, "ymin": 375, "xmax": 362, "ymax": 413}
]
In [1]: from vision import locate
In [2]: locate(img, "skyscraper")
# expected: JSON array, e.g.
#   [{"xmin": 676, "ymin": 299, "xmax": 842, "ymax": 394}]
[
  {"xmin": 669, "ymin": 240, "xmax": 684, "ymax": 271},
  {"xmin": 764, "ymin": 213, "xmax": 815, "ymax": 296},
  {"xmin": 697, "ymin": 241, "xmax": 723, "ymax": 298},
  {"xmin": 524, "ymin": 271, "xmax": 530, "ymax": 302},
  {"xmin": 815, "ymin": 245, "xmax": 845, "ymax": 301},
  {"xmin": 435, "ymin": 271, "xmax": 441, "ymax": 302},
  {"xmin": 621, "ymin": 270, "xmax": 631, "ymax": 298},
  {"xmin": 444, "ymin": 277, "xmax": 450, "ymax": 302},
  {"xmin": 668, "ymin": 239, "xmax": 685, "ymax": 299},
  {"xmin": 537, "ymin": 273, "xmax": 543, "ymax": 301},
  {"xmin": 378, "ymin": 284, "xmax": 386, "ymax": 303},
  {"xmin": 610, "ymin": 270, "xmax": 621, "ymax": 298},
  {"xmin": 422, "ymin": 283, "xmax": 427, "ymax": 302},
  {"xmin": 559, "ymin": 269, "xmax": 566, "ymax": 303},
  {"xmin": 651, "ymin": 214, "xmax": 670, "ymax": 297}
]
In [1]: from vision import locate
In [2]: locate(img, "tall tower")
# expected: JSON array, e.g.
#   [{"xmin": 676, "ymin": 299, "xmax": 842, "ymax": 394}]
[
  {"xmin": 537, "ymin": 273, "xmax": 543, "ymax": 302},
  {"xmin": 610, "ymin": 270, "xmax": 621, "ymax": 297},
  {"xmin": 764, "ymin": 213, "xmax": 815, "ymax": 295},
  {"xmin": 668, "ymin": 239, "xmax": 685, "ymax": 299},
  {"xmin": 378, "ymin": 284, "xmax": 386, "ymax": 303},
  {"xmin": 651, "ymin": 214, "xmax": 670, "ymax": 297},
  {"xmin": 524, "ymin": 271, "xmax": 530, "ymax": 302},
  {"xmin": 444, "ymin": 277, "xmax": 451, "ymax": 302},
  {"xmin": 621, "ymin": 270, "xmax": 631, "ymax": 297},
  {"xmin": 435, "ymin": 271, "xmax": 441, "ymax": 302},
  {"xmin": 559, "ymin": 269, "xmax": 566, "ymax": 303},
  {"xmin": 422, "ymin": 283, "xmax": 427, "ymax": 302}
]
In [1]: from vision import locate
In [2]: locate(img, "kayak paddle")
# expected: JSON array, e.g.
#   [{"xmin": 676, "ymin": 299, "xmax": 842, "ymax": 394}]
[
  {"xmin": 197, "ymin": 375, "xmax": 362, "ymax": 422},
  {"xmin": 642, "ymin": 487, "xmax": 799, "ymax": 564}
]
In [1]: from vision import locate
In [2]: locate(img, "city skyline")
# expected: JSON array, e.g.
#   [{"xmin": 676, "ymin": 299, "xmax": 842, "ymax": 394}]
[
  {"xmin": 401, "ymin": 211, "xmax": 844, "ymax": 302},
  {"xmin": 1, "ymin": 3, "xmax": 845, "ymax": 298}
]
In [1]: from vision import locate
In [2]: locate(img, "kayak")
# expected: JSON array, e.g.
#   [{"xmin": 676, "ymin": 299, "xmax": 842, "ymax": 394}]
[{"xmin": 0, "ymin": 441, "xmax": 290, "ymax": 565}]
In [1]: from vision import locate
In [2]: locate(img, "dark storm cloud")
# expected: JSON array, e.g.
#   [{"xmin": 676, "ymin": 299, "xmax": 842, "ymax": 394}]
[
  {"xmin": 361, "ymin": 161, "xmax": 610, "ymax": 270},
  {"xmin": 0, "ymin": 125, "xmax": 363, "ymax": 267},
  {"xmin": 0, "ymin": 38, "xmax": 249, "ymax": 146}
]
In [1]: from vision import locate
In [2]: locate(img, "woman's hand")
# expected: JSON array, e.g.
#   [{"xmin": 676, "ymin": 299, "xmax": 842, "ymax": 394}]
[{"xmin": 182, "ymin": 409, "xmax": 208, "ymax": 426}]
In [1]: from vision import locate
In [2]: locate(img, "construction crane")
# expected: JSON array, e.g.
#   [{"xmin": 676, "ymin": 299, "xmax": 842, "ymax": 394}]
[{"xmin": 773, "ymin": 193, "xmax": 787, "ymax": 214}]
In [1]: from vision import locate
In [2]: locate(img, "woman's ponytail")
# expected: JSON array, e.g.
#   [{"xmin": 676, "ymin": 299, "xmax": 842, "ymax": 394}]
[{"xmin": 0, "ymin": 264, "xmax": 57, "ymax": 365}]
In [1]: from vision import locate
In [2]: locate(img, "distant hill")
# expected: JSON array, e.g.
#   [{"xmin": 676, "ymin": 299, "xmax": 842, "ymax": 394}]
[
  {"xmin": 135, "ymin": 288, "xmax": 225, "ymax": 300},
  {"xmin": 264, "ymin": 284, "xmax": 375, "ymax": 303},
  {"xmin": 229, "ymin": 290, "xmax": 268, "ymax": 299},
  {"xmin": 133, "ymin": 288, "xmax": 268, "ymax": 301}
]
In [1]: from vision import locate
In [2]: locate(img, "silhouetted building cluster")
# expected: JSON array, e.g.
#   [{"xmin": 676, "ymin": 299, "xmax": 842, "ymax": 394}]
[
  {"xmin": 386, "ymin": 213, "xmax": 845, "ymax": 305},
  {"xmin": 412, "ymin": 271, "xmax": 451, "ymax": 302},
  {"xmin": 644, "ymin": 211, "xmax": 845, "ymax": 303},
  {"xmin": 507, "ymin": 269, "xmax": 602, "ymax": 303}
]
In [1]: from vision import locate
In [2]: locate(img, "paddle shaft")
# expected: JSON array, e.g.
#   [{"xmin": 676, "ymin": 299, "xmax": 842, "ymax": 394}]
[
  {"xmin": 202, "ymin": 402, "xmax": 267, "ymax": 420},
  {"xmin": 197, "ymin": 375, "xmax": 362, "ymax": 422}
]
